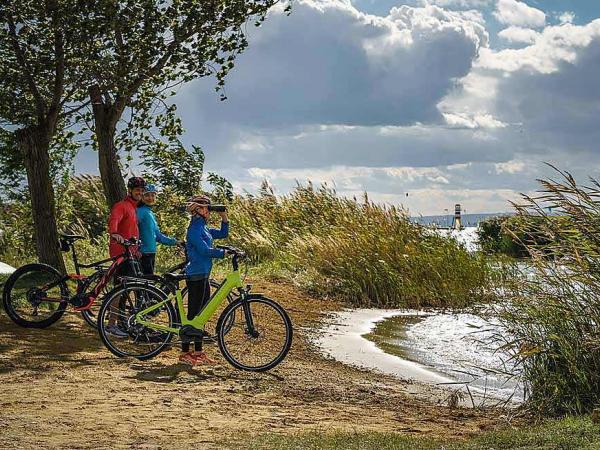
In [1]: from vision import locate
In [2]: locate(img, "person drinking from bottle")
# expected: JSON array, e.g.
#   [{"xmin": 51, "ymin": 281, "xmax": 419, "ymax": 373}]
[
  {"xmin": 179, "ymin": 195, "xmax": 229, "ymax": 366},
  {"xmin": 137, "ymin": 184, "xmax": 179, "ymax": 275},
  {"xmin": 106, "ymin": 176, "xmax": 145, "ymax": 337}
]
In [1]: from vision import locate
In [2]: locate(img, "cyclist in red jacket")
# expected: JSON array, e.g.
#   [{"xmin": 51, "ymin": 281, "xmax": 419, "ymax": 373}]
[
  {"xmin": 108, "ymin": 177, "xmax": 145, "ymax": 258},
  {"xmin": 105, "ymin": 176, "xmax": 145, "ymax": 337}
]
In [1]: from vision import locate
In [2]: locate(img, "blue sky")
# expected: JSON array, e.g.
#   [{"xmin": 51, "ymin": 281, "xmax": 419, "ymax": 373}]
[{"xmin": 76, "ymin": 0, "xmax": 600, "ymax": 215}]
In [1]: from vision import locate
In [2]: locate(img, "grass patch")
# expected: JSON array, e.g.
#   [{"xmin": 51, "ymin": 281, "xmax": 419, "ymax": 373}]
[
  {"xmin": 226, "ymin": 184, "xmax": 497, "ymax": 309},
  {"xmin": 237, "ymin": 416, "xmax": 600, "ymax": 450}
]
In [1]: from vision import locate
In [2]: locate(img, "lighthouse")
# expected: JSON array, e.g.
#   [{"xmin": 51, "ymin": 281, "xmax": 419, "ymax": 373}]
[{"xmin": 452, "ymin": 204, "xmax": 462, "ymax": 230}]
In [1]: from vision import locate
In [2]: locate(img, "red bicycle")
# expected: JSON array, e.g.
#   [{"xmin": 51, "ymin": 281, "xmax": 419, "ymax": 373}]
[{"xmin": 2, "ymin": 234, "xmax": 142, "ymax": 329}]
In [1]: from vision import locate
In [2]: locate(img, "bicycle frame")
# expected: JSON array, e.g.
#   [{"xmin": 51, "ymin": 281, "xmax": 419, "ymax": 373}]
[
  {"xmin": 134, "ymin": 269, "xmax": 244, "ymax": 334},
  {"xmin": 36, "ymin": 253, "xmax": 136, "ymax": 312}
]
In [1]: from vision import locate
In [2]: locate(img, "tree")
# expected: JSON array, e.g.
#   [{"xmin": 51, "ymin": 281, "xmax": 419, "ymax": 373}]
[
  {"xmin": 82, "ymin": 0, "xmax": 286, "ymax": 207},
  {"xmin": 0, "ymin": 1, "xmax": 88, "ymax": 271}
]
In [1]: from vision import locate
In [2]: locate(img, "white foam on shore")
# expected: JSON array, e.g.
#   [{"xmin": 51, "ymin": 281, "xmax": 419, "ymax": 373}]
[
  {"xmin": 313, "ymin": 309, "xmax": 453, "ymax": 384},
  {"xmin": 0, "ymin": 262, "xmax": 15, "ymax": 274}
]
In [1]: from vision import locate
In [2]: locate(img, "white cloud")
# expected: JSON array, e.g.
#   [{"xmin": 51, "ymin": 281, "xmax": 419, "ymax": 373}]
[
  {"xmin": 163, "ymin": 1, "xmax": 600, "ymax": 216},
  {"xmin": 558, "ymin": 11, "xmax": 575, "ymax": 25},
  {"xmin": 443, "ymin": 112, "xmax": 507, "ymax": 128},
  {"xmin": 494, "ymin": 160, "xmax": 526, "ymax": 174},
  {"xmin": 417, "ymin": 0, "xmax": 493, "ymax": 9},
  {"xmin": 498, "ymin": 26, "xmax": 539, "ymax": 44},
  {"xmin": 493, "ymin": 0, "xmax": 545, "ymax": 28},
  {"xmin": 476, "ymin": 20, "xmax": 600, "ymax": 74},
  {"xmin": 179, "ymin": 0, "xmax": 488, "ymax": 129}
]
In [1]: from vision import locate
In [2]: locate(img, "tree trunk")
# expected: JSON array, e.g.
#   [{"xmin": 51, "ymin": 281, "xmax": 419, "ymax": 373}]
[
  {"xmin": 89, "ymin": 85, "xmax": 126, "ymax": 208},
  {"xmin": 16, "ymin": 127, "xmax": 66, "ymax": 273}
]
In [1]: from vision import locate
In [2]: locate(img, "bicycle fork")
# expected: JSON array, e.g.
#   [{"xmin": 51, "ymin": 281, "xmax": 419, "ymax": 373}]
[{"xmin": 240, "ymin": 295, "xmax": 259, "ymax": 338}]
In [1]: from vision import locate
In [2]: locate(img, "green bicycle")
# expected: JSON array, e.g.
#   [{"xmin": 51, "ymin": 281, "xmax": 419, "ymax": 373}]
[{"xmin": 96, "ymin": 245, "xmax": 293, "ymax": 372}]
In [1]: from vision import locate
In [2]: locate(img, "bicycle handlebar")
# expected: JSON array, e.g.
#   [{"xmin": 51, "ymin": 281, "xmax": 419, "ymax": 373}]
[{"xmin": 216, "ymin": 245, "xmax": 246, "ymax": 258}]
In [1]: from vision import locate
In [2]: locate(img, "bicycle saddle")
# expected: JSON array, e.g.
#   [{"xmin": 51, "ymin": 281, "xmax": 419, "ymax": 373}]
[{"xmin": 60, "ymin": 234, "xmax": 85, "ymax": 242}]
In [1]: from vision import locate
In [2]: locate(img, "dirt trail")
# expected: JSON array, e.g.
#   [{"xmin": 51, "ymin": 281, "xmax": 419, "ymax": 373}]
[{"xmin": 0, "ymin": 280, "xmax": 503, "ymax": 449}]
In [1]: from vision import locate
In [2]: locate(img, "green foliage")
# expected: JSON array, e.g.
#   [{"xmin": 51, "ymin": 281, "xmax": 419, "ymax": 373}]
[
  {"xmin": 494, "ymin": 167, "xmax": 600, "ymax": 415},
  {"xmin": 0, "ymin": 196, "xmax": 35, "ymax": 267},
  {"xmin": 477, "ymin": 216, "xmax": 527, "ymax": 257},
  {"xmin": 238, "ymin": 416, "xmax": 600, "ymax": 450},
  {"xmin": 78, "ymin": 0, "xmax": 286, "ymax": 180},
  {"xmin": 56, "ymin": 175, "xmax": 109, "ymax": 240},
  {"xmin": 141, "ymin": 141, "xmax": 205, "ymax": 198}
]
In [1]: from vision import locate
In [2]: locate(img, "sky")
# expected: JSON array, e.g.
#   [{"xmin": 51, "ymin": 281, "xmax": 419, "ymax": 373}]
[{"xmin": 76, "ymin": 0, "xmax": 600, "ymax": 216}]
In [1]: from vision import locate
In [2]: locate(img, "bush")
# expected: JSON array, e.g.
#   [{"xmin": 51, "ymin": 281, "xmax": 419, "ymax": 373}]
[{"xmin": 478, "ymin": 216, "xmax": 526, "ymax": 257}]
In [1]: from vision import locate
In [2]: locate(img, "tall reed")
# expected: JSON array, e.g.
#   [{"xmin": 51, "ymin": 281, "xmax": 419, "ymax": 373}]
[
  {"xmin": 226, "ymin": 183, "xmax": 494, "ymax": 308},
  {"xmin": 494, "ymin": 166, "xmax": 600, "ymax": 415}
]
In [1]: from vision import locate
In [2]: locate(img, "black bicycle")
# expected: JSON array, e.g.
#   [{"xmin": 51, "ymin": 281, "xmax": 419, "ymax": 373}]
[{"xmin": 2, "ymin": 235, "xmax": 143, "ymax": 329}]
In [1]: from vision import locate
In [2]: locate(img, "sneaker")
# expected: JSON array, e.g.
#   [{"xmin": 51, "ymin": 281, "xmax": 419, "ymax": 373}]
[
  {"xmin": 179, "ymin": 351, "xmax": 197, "ymax": 366},
  {"xmin": 105, "ymin": 325, "xmax": 129, "ymax": 338},
  {"xmin": 192, "ymin": 351, "xmax": 216, "ymax": 365}
]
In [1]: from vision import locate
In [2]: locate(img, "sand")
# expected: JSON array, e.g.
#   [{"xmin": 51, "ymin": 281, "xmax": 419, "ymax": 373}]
[{"xmin": 0, "ymin": 280, "xmax": 504, "ymax": 449}]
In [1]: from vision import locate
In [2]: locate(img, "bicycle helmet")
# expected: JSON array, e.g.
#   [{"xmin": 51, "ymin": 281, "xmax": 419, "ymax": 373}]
[
  {"xmin": 186, "ymin": 195, "xmax": 211, "ymax": 214},
  {"xmin": 127, "ymin": 177, "xmax": 146, "ymax": 189},
  {"xmin": 143, "ymin": 184, "xmax": 159, "ymax": 194}
]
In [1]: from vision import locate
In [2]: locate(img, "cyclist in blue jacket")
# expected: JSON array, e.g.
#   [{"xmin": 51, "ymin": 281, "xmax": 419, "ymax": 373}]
[
  {"xmin": 180, "ymin": 194, "xmax": 229, "ymax": 366},
  {"xmin": 137, "ymin": 184, "xmax": 179, "ymax": 274}
]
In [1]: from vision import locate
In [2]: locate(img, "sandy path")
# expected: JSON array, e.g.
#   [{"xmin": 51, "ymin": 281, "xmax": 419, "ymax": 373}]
[{"xmin": 0, "ymin": 280, "xmax": 502, "ymax": 449}]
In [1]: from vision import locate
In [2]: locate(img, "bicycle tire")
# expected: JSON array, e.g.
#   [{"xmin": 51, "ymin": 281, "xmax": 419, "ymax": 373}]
[
  {"xmin": 2, "ymin": 263, "xmax": 68, "ymax": 328},
  {"xmin": 217, "ymin": 295, "xmax": 293, "ymax": 372},
  {"xmin": 97, "ymin": 283, "xmax": 176, "ymax": 361}
]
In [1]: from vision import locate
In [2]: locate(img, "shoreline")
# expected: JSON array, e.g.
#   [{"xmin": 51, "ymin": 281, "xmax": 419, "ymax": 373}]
[
  {"xmin": 311, "ymin": 308, "xmax": 520, "ymax": 408},
  {"xmin": 312, "ymin": 309, "xmax": 452, "ymax": 384}
]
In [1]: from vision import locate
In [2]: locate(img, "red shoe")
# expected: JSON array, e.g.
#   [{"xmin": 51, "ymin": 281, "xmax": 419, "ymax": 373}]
[
  {"xmin": 192, "ymin": 351, "xmax": 216, "ymax": 365},
  {"xmin": 178, "ymin": 351, "xmax": 197, "ymax": 366}
]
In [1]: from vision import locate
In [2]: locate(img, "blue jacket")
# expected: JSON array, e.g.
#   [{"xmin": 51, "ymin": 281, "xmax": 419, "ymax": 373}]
[
  {"xmin": 185, "ymin": 216, "xmax": 229, "ymax": 276},
  {"xmin": 137, "ymin": 204, "xmax": 177, "ymax": 254}
]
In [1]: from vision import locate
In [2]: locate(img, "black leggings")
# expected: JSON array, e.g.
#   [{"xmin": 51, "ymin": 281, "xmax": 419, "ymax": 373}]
[
  {"xmin": 140, "ymin": 253, "xmax": 156, "ymax": 275},
  {"xmin": 182, "ymin": 277, "xmax": 211, "ymax": 352}
]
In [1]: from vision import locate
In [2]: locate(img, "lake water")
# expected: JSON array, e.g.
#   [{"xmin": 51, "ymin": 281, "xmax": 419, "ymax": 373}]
[{"xmin": 366, "ymin": 312, "xmax": 524, "ymax": 403}]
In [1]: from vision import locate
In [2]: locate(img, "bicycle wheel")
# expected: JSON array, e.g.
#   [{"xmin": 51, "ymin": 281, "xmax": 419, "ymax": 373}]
[
  {"xmin": 180, "ymin": 279, "xmax": 236, "ymax": 342},
  {"xmin": 80, "ymin": 270, "xmax": 112, "ymax": 329},
  {"xmin": 98, "ymin": 284, "xmax": 176, "ymax": 360},
  {"xmin": 217, "ymin": 295, "xmax": 293, "ymax": 372},
  {"xmin": 2, "ymin": 263, "xmax": 68, "ymax": 328}
]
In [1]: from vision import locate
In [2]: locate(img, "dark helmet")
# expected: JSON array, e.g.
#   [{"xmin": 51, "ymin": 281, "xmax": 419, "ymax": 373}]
[{"xmin": 127, "ymin": 177, "xmax": 146, "ymax": 189}]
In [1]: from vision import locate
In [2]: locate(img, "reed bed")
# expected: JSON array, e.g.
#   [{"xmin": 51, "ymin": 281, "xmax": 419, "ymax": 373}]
[
  {"xmin": 226, "ymin": 183, "xmax": 494, "ymax": 308},
  {"xmin": 493, "ymin": 167, "xmax": 600, "ymax": 415},
  {"xmin": 1, "ymin": 178, "xmax": 495, "ymax": 309}
]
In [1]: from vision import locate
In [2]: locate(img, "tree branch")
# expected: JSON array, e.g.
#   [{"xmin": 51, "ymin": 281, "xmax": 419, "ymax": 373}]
[
  {"xmin": 6, "ymin": 14, "xmax": 46, "ymax": 122},
  {"xmin": 47, "ymin": 1, "xmax": 65, "ymax": 132}
]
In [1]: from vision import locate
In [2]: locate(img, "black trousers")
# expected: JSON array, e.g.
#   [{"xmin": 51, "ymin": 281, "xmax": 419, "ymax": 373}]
[
  {"xmin": 140, "ymin": 253, "xmax": 156, "ymax": 275},
  {"xmin": 182, "ymin": 277, "xmax": 211, "ymax": 352},
  {"xmin": 114, "ymin": 258, "xmax": 138, "ymax": 285}
]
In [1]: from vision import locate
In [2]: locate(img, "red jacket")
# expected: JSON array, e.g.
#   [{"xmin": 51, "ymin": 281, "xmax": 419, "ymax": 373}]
[{"xmin": 108, "ymin": 196, "xmax": 140, "ymax": 258}]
